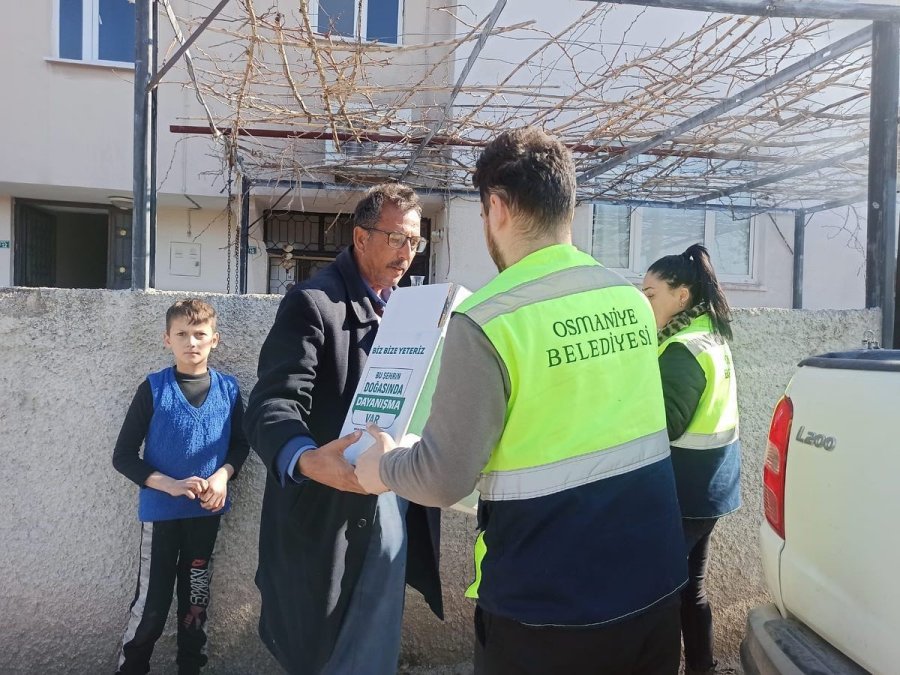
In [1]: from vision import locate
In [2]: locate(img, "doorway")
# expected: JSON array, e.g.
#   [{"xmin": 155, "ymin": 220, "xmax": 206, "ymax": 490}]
[{"xmin": 13, "ymin": 200, "xmax": 132, "ymax": 289}]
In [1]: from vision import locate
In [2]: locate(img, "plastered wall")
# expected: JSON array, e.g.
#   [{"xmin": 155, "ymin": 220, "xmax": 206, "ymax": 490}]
[{"xmin": 0, "ymin": 287, "xmax": 879, "ymax": 673}]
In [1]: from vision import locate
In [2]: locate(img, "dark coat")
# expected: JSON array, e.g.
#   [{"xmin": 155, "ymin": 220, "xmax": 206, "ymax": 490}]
[
  {"xmin": 244, "ymin": 247, "xmax": 443, "ymax": 674},
  {"xmin": 658, "ymin": 342, "xmax": 706, "ymax": 441}
]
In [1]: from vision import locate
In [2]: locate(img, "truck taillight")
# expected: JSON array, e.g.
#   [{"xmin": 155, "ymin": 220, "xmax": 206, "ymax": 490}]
[{"xmin": 763, "ymin": 395, "xmax": 793, "ymax": 539}]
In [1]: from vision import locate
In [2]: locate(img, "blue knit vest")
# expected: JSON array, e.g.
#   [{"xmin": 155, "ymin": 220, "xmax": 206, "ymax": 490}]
[{"xmin": 139, "ymin": 366, "xmax": 238, "ymax": 522}]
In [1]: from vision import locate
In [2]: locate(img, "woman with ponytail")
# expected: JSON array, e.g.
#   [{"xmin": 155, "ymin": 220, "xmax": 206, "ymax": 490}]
[{"xmin": 642, "ymin": 243, "xmax": 741, "ymax": 675}]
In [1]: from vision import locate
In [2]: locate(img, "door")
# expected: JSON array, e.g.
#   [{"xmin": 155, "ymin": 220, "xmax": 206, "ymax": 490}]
[
  {"xmin": 107, "ymin": 209, "xmax": 132, "ymax": 289},
  {"xmin": 14, "ymin": 202, "xmax": 56, "ymax": 287}
]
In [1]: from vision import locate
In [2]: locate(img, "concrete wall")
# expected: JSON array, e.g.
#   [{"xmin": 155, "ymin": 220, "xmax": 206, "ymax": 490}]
[
  {"xmin": 0, "ymin": 287, "xmax": 879, "ymax": 673},
  {"xmin": 0, "ymin": 287, "xmax": 475, "ymax": 675}
]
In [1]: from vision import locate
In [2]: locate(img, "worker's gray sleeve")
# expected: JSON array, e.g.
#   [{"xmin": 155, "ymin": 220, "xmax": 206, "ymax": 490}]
[{"xmin": 379, "ymin": 313, "xmax": 510, "ymax": 508}]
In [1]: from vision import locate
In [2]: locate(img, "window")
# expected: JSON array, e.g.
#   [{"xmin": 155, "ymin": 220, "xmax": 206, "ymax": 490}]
[
  {"xmin": 591, "ymin": 204, "xmax": 630, "ymax": 269},
  {"xmin": 312, "ymin": 0, "xmax": 403, "ymax": 44},
  {"xmin": 264, "ymin": 211, "xmax": 355, "ymax": 293},
  {"xmin": 713, "ymin": 211, "xmax": 752, "ymax": 276},
  {"xmin": 591, "ymin": 204, "xmax": 755, "ymax": 282},
  {"xmin": 57, "ymin": 0, "xmax": 135, "ymax": 64},
  {"xmin": 639, "ymin": 208, "xmax": 706, "ymax": 272}
]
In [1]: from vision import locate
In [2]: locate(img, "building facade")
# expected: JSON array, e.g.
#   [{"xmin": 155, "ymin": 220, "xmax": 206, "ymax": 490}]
[{"xmin": 0, "ymin": 0, "xmax": 873, "ymax": 309}]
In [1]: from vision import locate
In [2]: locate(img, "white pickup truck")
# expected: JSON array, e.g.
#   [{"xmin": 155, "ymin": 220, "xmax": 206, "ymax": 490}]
[{"xmin": 741, "ymin": 349, "xmax": 900, "ymax": 674}]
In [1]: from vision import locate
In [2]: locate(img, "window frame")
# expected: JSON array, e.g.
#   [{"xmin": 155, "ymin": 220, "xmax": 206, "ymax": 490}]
[
  {"xmin": 590, "ymin": 203, "xmax": 758, "ymax": 285},
  {"xmin": 308, "ymin": 0, "xmax": 405, "ymax": 45},
  {"xmin": 53, "ymin": 0, "xmax": 135, "ymax": 68},
  {"xmin": 708, "ymin": 209, "xmax": 758, "ymax": 284}
]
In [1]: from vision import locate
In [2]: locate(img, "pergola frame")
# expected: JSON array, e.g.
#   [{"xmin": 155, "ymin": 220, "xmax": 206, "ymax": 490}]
[
  {"xmin": 680, "ymin": 147, "xmax": 869, "ymax": 208},
  {"xmin": 595, "ymin": 0, "xmax": 898, "ymax": 348},
  {"xmin": 575, "ymin": 26, "xmax": 874, "ymax": 182},
  {"xmin": 132, "ymin": 0, "xmax": 900, "ymax": 345},
  {"xmin": 590, "ymin": 1, "xmax": 900, "ymax": 22}
]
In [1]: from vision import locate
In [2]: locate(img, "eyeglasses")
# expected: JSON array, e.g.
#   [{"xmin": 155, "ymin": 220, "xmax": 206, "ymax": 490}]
[{"xmin": 362, "ymin": 227, "xmax": 428, "ymax": 253}]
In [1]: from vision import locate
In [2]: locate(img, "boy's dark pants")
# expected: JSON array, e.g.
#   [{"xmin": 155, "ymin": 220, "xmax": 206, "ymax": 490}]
[
  {"xmin": 474, "ymin": 598, "xmax": 681, "ymax": 675},
  {"xmin": 117, "ymin": 515, "xmax": 221, "ymax": 675}
]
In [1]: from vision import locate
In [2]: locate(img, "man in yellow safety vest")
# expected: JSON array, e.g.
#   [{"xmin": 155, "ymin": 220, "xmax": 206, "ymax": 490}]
[{"xmin": 356, "ymin": 127, "xmax": 687, "ymax": 674}]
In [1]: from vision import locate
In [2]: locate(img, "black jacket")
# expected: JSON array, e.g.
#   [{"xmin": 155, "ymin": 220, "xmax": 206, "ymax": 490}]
[
  {"xmin": 245, "ymin": 247, "xmax": 442, "ymax": 674},
  {"xmin": 658, "ymin": 342, "xmax": 707, "ymax": 441}
]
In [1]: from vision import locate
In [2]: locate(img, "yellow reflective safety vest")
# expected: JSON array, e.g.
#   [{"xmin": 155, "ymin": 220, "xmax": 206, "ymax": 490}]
[
  {"xmin": 658, "ymin": 313, "xmax": 742, "ymax": 518},
  {"xmin": 456, "ymin": 244, "xmax": 686, "ymax": 626},
  {"xmin": 658, "ymin": 314, "xmax": 739, "ymax": 450}
]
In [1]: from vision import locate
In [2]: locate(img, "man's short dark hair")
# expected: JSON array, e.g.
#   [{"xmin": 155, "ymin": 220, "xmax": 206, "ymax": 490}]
[
  {"xmin": 472, "ymin": 127, "xmax": 576, "ymax": 237},
  {"xmin": 353, "ymin": 183, "xmax": 422, "ymax": 230},
  {"xmin": 166, "ymin": 298, "xmax": 217, "ymax": 332}
]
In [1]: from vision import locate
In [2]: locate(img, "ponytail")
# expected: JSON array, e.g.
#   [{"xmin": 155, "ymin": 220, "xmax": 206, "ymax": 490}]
[{"xmin": 647, "ymin": 243, "xmax": 733, "ymax": 340}]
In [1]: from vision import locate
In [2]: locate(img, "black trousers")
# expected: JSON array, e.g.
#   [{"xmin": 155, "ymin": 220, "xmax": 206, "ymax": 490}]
[
  {"xmin": 117, "ymin": 515, "xmax": 221, "ymax": 675},
  {"xmin": 681, "ymin": 517, "xmax": 719, "ymax": 672},
  {"xmin": 473, "ymin": 599, "xmax": 681, "ymax": 675}
]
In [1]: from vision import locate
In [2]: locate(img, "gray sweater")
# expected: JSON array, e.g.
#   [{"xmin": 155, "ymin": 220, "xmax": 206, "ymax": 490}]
[{"xmin": 379, "ymin": 314, "xmax": 510, "ymax": 507}]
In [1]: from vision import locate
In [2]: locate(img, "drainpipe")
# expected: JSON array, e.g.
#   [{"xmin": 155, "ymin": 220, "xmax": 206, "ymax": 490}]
[{"xmin": 132, "ymin": 0, "xmax": 155, "ymax": 290}]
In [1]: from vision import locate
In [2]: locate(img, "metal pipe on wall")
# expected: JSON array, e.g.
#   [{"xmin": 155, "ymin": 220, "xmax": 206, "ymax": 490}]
[
  {"xmin": 149, "ymin": 1, "xmax": 158, "ymax": 289},
  {"xmin": 239, "ymin": 175, "xmax": 250, "ymax": 295},
  {"xmin": 132, "ymin": 0, "xmax": 154, "ymax": 290}
]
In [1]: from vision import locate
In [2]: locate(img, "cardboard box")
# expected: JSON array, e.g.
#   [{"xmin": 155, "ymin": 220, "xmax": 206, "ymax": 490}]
[{"xmin": 340, "ymin": 283, "xmax": 478, "ymax": 514}]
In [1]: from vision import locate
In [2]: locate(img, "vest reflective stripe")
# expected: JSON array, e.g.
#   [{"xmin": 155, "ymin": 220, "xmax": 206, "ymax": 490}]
[
  {"xmin": 464, "ymin": 264, "xmax": 629, "ymax": 325},
  {"xmin": 677, "ymin": 332, "xmax": 722, "ymax": 358},
  {"xmin": 674, "ymin": 428, "xmax": 739, "ymax": 450},
  {"xmin": 659, "ymin": 314, "xmax": 739, "ymax": 450},
  {"xmin": 478, "ymin": 429, "xmax": 670, "ymax": 501},
  {"xmin": 465, "ymin": 532, "xmax": 487, "ymax": 599}
]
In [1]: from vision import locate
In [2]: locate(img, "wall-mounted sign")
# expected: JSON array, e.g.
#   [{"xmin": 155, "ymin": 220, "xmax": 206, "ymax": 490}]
[
  {"xmin": 170, "ymin": 242, "xmax": 201, "ymax": 277},
  {"xmin": 248, "ymin": 245, "xmax": 258, "ymax": 255},
  {"xmin": 0, "ymin": 241, "xmax": 10, "ymax": 249}
]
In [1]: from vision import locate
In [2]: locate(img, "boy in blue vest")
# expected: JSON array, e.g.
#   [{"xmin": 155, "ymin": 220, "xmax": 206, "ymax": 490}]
[{"xmin": 112, "ymin": 299, "xmax": 249, "ymax": 675}]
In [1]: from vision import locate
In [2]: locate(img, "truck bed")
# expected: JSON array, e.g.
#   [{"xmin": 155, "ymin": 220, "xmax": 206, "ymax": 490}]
[{"xmin": 774, "ymin": 350, "xmax": 900, "ymax": 673}]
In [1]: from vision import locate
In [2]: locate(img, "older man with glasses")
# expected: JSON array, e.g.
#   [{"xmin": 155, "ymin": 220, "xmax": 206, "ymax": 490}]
[{"xmin": 245, "ymin": 183, "xmax": 442, "ymax": 675}]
